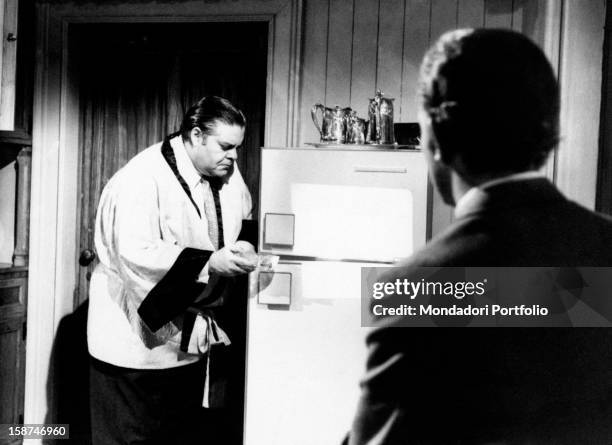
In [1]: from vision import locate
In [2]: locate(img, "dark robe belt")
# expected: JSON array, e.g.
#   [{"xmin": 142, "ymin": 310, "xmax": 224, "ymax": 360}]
[
  {"xmin": 238, "ymin": 219, "xmax": 258, "ymax": 248},
  {"xmin": 179, "ymin": 219, "xmax": 259, "ymax": 408}
]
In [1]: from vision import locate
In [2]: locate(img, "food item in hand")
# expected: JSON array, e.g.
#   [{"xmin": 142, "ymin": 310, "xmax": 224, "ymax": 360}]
[
  {"xmin": 257, "ymin": 254, "xmax": 280, "ymax": 271},
  {"xmin": 231, "ymin": 241, "xmax": 258, "ymax": 264}
]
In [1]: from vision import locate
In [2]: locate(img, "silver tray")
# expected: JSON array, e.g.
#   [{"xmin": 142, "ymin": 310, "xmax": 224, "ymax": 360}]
[{"xmin": 305, "ymin": 142, "xmax": 420, "ymax": 150}]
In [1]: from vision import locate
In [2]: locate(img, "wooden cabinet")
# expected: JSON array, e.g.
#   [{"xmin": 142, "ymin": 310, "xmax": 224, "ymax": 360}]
[
  {"xmin": 0, "ymin": 3, "xmax": 30, "ymax": 444},
  {"xmin": 0, "ymin": 266, "xmax": 27, "ymax": 445},
  {"xmin": 0, "ymin": 0, "xmax": 19, "ymax": 131}
]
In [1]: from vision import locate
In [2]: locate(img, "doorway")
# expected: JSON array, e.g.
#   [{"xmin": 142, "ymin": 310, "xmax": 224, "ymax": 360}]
[
  {"xmin": 67, "ymin": 21, "xmax": 268, "ymax": 444},
  {"xmin": 73, "ymin": 22, "xmax": 268, "ymax": 303},
  {"xmin": 28, "ymin": 0, "xmax": 301, "ymax": 431}
]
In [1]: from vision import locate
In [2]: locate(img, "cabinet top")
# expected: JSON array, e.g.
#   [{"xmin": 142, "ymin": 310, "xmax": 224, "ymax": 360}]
[
  {"xmin": 263, "ymin": 144, "xmax": 421, "ymax": 152},
  {"xmin": 0, "ymin": 130, "xmax": 32, "ymax": 147},
  {"xmin": 0, "ymin": 263, "xmax": 28, "ymax": 277}
]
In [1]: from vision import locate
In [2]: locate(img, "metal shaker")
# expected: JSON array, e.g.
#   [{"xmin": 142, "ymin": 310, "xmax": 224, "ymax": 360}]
[
  {"xmin": 345, "ymin": 110, "xmax": 368, "ymax": 144},
  {"xmin": 366, "ymin": 90, "xmax": 395, "ymax": 145}
]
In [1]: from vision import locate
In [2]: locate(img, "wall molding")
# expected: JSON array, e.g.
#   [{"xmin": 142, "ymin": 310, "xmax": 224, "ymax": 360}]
[{"xmin": 26, "ymin": 0, "xmax": 302, "ymax": 430}]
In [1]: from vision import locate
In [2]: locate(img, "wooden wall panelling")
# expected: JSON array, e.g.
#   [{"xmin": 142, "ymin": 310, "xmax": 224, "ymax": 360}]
[
  {"xmin": 430, "ymin": 0, "xmax": 457, "ymax": 41},
  {"xmin": 325, "ymin": 0, "xmax": 353, "ymax": 107},
  {"xmin": 0, "ymin": 0, "xmax": 18, "ymax": 130},
  {"xmin": 0, "ymin": 0, "xmax": 5, "ymax": 111},
  {"xmin": 511, "ymin": 0, "xmax": 524, "ymax": 32},
  {"xmin": 484, "ymin": 0, "xmax": 512, "ymax": 28},
  {"xmin": 556, "ymin": 0, "xmax": 605, "ymax": 208},
  {"xmin": 376, "ymin": 0, "xmax": 405, "ymax": 111},
  {"xmin": 12, "ymin": 0, "xmax": 34, "ymax": 135},
  {"xmin": 269, "ymin": 2, "xmax": 291, "ymax": 146},
  {"xmin": 536, "ymin": 0, "xmax": 562, "ymax": 71},
  {"xmin": 457, "ymin": 0, "xmax": 484, "ymax": 28},
  {"xmin": 512, "ymin": 0, "xmax": 563, "ymax": 181},
  {"xmin": 400, "ymin": 0, "xmax": 431, "ymax": 123},
  {"xmin": 519, "ymin": 0, "xmax": 563, "ymax": 74},
  {"xmin": 349, "ymin": 0, "xmax": 380, "ymax": 117},
  {"xmin": 290, "ymin": 0, "xmax": 304, "ymax": 146},
  {"xmin": 597, "ymin": 0, "xmax": 612, "ymax": 214},
  {"xmin": 299, "ymin": 0, "xmax": 329, "ymax": 144},
  {"xmin": 513, "ymin": 0, "xmax": 561, "ymax": 40},
  {"xmin": 429, "ymin": 0, "xmax": 457, "ymax": 237}
]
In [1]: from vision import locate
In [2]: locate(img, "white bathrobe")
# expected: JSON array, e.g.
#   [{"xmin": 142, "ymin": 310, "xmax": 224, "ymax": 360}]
[{"xmin": 87, "ymin": 135, "xmax": 252, "ymax": 370}]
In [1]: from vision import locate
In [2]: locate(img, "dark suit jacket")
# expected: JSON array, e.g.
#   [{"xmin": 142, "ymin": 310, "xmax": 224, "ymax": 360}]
[{"xmin": 348, "ymin": 178, "xmax": 612, "ymax": 444}]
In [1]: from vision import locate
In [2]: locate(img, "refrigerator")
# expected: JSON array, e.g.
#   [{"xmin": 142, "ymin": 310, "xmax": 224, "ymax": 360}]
[{"xmin": 244, "ymin": 146, "xmax": 429, "ymax": 445}]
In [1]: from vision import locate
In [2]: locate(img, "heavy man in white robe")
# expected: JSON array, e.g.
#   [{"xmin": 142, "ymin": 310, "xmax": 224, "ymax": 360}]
[{"xmin": 87, "ymin": 96, "xmax": 257, "ymax": 445}]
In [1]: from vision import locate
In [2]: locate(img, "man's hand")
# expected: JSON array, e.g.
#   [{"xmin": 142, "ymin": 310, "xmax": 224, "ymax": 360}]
[
  {"xmin": 209, "ymin": 243, "xmax": 257, "ymax": 277},
  {"xmin": 230, "ymin": 241, "xmax": 258, "ymax": 262}
]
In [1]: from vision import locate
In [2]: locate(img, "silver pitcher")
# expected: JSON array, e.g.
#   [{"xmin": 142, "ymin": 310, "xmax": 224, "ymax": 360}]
[
  {"xmin": 346, "ymin": 110, "xmax": 368, "ymax": 144},
  {"xmin": 366, "ymin": 90, "xmax": 395, "ymax": 145},
  {"xmin": 311, "ymin": 104, "xmax": 351, "ymax": 143}
]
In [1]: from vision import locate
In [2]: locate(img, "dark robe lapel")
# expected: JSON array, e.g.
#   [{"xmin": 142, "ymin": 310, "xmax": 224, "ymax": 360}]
[
  {"xmin": 161, "ymin": 135, "xmax": 202, "ymax": 218},
  {"xmin": 137, "ymin": 136, "xmax": 213, "ymax": 332}
]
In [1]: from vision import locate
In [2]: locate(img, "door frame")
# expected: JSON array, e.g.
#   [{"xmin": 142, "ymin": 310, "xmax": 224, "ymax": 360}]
[{"xmin": 26, "ymin": 0, "xmax": 302, "ymax": 427}]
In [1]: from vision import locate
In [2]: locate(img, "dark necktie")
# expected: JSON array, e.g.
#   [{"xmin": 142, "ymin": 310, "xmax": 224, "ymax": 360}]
[{"xmin": 200, "ymin": 176, "xmax": 224, "ymax": 250}]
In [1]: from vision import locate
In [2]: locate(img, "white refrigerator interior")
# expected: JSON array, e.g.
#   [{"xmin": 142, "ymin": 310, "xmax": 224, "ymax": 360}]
[{"xmin": 245, "ymin": 147, "xmax": 428, "ymax": 445}]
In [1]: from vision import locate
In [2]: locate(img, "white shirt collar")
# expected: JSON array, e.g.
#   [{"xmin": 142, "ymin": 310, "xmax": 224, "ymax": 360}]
[
  {"xmin": 170, "ymin": 136, "xmax": 202, "ymax": 189},
  {"xmin": 454, "ymin": 171, "xmax": 545, "ymax": 218}
]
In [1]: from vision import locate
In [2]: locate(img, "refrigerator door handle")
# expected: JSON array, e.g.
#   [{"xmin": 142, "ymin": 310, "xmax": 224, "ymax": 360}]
[
  {"xmin": 263, "ymin": 213, "xmax": 295, "ymax": 247},
  {"xmin": 353, "ymin": 166, "xmax": 408, "ymax": 174}
]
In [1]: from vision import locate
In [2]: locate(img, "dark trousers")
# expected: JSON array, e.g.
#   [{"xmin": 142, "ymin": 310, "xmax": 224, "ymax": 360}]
[{"xmin": 90, "ymin": 357, "xmax": 228, "ymax": 445}]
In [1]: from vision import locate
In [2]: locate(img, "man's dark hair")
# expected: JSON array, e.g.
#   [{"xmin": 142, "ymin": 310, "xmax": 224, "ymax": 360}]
[
  {"xmin": 418, "ymin": 28, "xmax": 559, "ymax": 175},
  {"xmin": 180, "ymin": 96, "xmax": 246, "ymax": 140}
]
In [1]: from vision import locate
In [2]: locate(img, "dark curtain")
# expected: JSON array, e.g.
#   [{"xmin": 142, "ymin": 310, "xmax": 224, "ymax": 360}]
[{"xmin": 75, "ymin": 22, "xmax": 268, "ymax": 304}]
